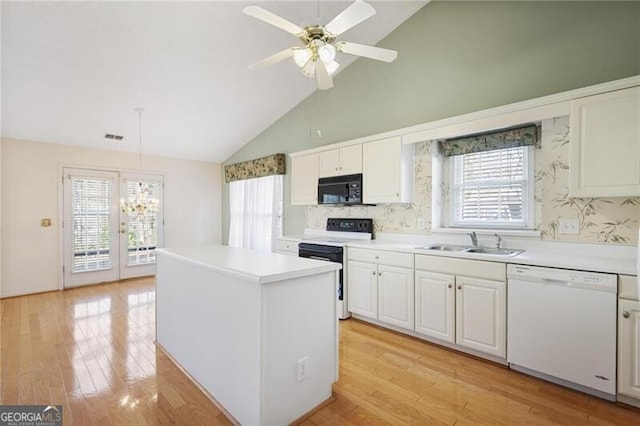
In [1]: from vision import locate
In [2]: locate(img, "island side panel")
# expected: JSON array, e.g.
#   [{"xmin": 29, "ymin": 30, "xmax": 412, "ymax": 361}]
[
  {"xmin": 156, "ymin": 251, "xmax": 262, "ymax": 425},
  {"xmin": 261, "ymin": 270, "xmax": 338, "ymax": 424}
]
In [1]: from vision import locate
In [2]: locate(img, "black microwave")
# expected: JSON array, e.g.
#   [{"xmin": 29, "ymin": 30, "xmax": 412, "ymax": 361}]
[{"xmin": 317, "ymin": 173, "xmax": 363, "ymax": 205}]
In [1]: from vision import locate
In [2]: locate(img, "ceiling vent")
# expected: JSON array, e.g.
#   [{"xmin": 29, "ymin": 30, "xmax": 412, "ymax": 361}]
[{"xmin": 105, "ymin": 133, "xmax": 124, "ymax": 141}]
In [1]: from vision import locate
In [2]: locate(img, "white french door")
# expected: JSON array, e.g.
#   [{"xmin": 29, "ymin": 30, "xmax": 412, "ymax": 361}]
[{"xmin": 63, "ymin": 168, "xmax": 164, "ymax": 288}]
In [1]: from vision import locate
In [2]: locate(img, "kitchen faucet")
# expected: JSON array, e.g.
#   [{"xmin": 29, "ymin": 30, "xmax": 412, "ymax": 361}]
[
  {"xmin": 467, "ymin": 232, "xmax": 478, "ymax": 247},
  {"xmin": 494, "ymin": 233, "xmax": 502, "ymax": 249}
]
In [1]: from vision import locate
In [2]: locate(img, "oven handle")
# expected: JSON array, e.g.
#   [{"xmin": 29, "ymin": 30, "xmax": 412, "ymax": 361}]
[{"xmin": 309, "ymin": 255, "xmax": 331, "ymax": 262}]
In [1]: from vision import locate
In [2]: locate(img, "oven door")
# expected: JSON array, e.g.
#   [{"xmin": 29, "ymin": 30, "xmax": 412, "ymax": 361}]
[{"xmin": 298, "ymin": 243, "xmax": 344, "ymax": 301}]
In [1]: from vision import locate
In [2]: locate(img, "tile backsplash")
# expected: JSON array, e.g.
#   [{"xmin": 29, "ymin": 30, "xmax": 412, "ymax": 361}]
[{"xmin": 306, "ymin": 116, "xmax": 640, "ymax": 245}]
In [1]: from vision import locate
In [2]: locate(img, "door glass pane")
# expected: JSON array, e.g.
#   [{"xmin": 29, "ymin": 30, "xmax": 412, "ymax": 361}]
[
  {"xmin": 71, "ymin": 177, "xmax": 112, "ymax": 272},
  {"xmin": 123, "ymin": 180, "xmax": 160, "ymax": 266}
]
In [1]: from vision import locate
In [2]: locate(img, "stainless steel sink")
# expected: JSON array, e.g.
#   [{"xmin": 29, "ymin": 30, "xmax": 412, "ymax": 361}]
[
  {"xmin": 463, "ymin": 247, "xmax": 524, "ymax": 256},
  {"xmin": 417, "ymin": 244, "xmax": 524, "ymax": 256},
  {"xmin": 417, "ymin": 244, "xmax": 469, "ymax": 252}
]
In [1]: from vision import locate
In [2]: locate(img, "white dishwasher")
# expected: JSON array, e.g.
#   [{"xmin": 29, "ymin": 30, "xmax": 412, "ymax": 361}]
[{"xmin": 507, "ymin": 264, "xmax": 617, "ymax": 400}]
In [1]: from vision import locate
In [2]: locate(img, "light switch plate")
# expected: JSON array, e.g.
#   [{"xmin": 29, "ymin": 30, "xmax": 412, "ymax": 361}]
[{"xmin": 558, "ymin": 218, "xmax": 579, "ymax": 235}]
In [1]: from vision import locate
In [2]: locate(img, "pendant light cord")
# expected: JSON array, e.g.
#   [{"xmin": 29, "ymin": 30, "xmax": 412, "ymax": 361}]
[{"xmin": 135, "ymin": 107, "xmax": 145, "ymax": 182}]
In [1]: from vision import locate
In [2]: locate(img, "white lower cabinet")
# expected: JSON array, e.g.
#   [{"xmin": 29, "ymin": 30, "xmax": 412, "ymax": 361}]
[
  {"xmin": 455, "ymin": 276, "xmax": 506, "ymax": 358},
  {"xmin": 273, "ymin": 238, "xmax": 300, "ymax": 256},
  {"xmin": 347, "ymin": 260, "xmax": 378, "ymax": 319},
  {"xmin": 618, "ymin": 298, "xmax": 640, "ymax": 403},
  {"xmin": 414, "ymin": 255, "xmax": 507, "ymax": 359},
  {"xmin": 415, "ymin": 270, "xmax": 455, "ymax": 343},
  {"xmin": 378, "ymin": 264, "xmax": 415, "ymax": 330},
  {"xmin": 347, "ymin": 248, "xmax": 414, "ymax": 330}
]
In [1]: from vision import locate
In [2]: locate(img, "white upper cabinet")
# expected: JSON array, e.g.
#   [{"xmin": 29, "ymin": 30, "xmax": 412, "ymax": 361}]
[
  {"xmin": 362, "ymin": 136, "xmax": 414, "ymax": 204},
  {"xmin": 318, "ymin": 144, "xmax": 362, "ymax": 178},
  {"xmin": 290, "ymin": 153, "xmax": 318, "ymax": 205},
  {"xmin": 570, "ymin": 86, "xmax": 640, "ymax": 197}
]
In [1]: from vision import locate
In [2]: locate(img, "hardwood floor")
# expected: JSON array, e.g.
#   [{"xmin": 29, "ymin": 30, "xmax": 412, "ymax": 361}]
[{"xmin": 1, "ymin": 277, "xmax": 639, "ymax": 425}]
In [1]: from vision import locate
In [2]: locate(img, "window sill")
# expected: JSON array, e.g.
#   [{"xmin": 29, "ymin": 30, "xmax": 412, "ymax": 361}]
[{"xmin": 431, "ymin": 227, "xmax": 541, "ymax": 239}]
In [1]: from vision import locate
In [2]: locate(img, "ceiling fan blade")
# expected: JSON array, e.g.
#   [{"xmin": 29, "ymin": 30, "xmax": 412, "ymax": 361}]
[
  {"xmin": 249, "ymin": 48, "xmax": 296, "ymax": 70},
  {"xmin": 316, "ymin": 61, "xmax": 334, "ymax": 90},
  {"xmin": 325, "ymin": 0, "xmax": 376, "ymax": 36},
  {"xmin": 243, "ymin": 5, "xmax": 304, "ymax": 35},
  {"xmin": 337, "ymin": 41, "xmax": 398, "ymax": 62}
]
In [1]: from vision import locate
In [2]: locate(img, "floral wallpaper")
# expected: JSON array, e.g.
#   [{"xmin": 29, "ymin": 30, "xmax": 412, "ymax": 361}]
[
  {"xmin": 306, "ymin": 116, "xmax": 640, "ymax": 245},
  {"xmin": 537, "ymin": 116, "xmax": 640, "ymax": 244}
]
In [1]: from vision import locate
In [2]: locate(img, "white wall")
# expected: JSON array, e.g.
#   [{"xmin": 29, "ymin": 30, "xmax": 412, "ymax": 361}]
[
  {"xmin": 0, "ymin": 138, "xmax": 3, "ymax": 296},
  {"xmin": 1, "ymin": 138, "xmax": 222, "ymax": 298}
]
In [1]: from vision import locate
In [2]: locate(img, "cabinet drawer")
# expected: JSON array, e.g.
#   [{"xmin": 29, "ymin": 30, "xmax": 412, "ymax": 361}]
[
  {"xmin": 348, "ymin": 247, "xmax": 413, "ymax": 268},
  {"xmin": 619, "ymin": 275, "xmax": 639, "ymax": 301},
  {"xmin": 415, "ymin": 255, "xmax": 505, "ymax": 282},
  {"xmin": 275, "ymin": 239, "xmax": 299, "ymax": 255}
]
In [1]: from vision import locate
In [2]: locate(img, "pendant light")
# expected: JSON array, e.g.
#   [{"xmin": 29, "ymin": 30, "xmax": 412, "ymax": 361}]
[{"xmin": 120, "ymin": 108, "xmax": 158, "ymax": 219}]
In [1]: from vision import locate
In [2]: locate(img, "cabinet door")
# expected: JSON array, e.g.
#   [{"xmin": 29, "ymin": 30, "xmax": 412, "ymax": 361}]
[
  {"xmin": 363, "ymin": 136, "xmax": 401, "ymax": 203},
  {"xmin": 347, "ymin": 261, "xmax": 378, "ymax": 319},
  {"xmin": 415, "ymin": 270, "xmax": 455, "ymax": 343},
  {"xmin": 378, "ymin": 265, "xmax": 414, "ymax": 330},
  {"xmin": 318, "ymin": 149, "xmax": 341, "ymax": 178},
  {"xmin": 291, "ymin": 153, "xmax": 319, "ymax": 205},
  {"xmin": 339, "ymin": 144, "xmax": 363, "ymax": 175},
  {"xmin": 455, "ymin": 276, "xmax": 506, "ymax": 358},
  {"xmin": 570, "ymin": 87, "xmax": 640, "ymax": 197},
  {"xmin": 618, "ymin": 299, "xmax": 640, "ymax": 399}
]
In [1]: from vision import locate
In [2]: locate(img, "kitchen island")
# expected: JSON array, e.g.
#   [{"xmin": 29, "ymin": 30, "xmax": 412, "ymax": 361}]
[{"xmin": 155, "ymin": 245, "xmax": 340, "ymax": 425}]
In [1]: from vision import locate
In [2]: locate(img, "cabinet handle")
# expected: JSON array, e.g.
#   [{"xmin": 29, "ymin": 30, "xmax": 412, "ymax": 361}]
[
  {"xmin": 447, "ymin": 284, "xmax": 452, "ymax": 289},
  {"xmin": 335, "ymin": 167, "xmax": 339, "ymax": 171},
  {"xmin": 375, "ymin": 255, "xmax": 379, "ymax": 259},
  {"xmin": 378, "ymin": 272, "xmax": 382, "ymax": 276},
  {"xmin": 457, "ymin": 285, "xmax": 462, "ymax": 290},
  {"xmin": 623, "ymin": 311, "xmax": 630, "ymax": 319},
  {"xmin": 396, "ymin": 192, "xmax": 399, "ymax": 197},
  {"xmin": 372, "ymin": 271, "xmax": 376, "ymax": 276}
]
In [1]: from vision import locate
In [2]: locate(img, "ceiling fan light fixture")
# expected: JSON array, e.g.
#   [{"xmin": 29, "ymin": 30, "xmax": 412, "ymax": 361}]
[
  {"xmin": 293, "ymin": 48, "xmax": 312, "ymax": 67},
  {"xmin": 318, "ymin": 44, "xmax": 336, "ymax": 64},
  {"xmin": 325, "ymin": 60, "xmax": 340, "ymax": 75},
  {"xmin": 301, "ymin": 59, "xmax": 316, "ymax": 77},
  {"xmin": 244, "ymin": 1, "xmax": 398, "ymax": 90}
]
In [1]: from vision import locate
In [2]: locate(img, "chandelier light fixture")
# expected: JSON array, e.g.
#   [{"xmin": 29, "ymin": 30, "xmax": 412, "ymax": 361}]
[{"xmin": 120, "ymin": 108, "xmax": 159, "ymax": 219}]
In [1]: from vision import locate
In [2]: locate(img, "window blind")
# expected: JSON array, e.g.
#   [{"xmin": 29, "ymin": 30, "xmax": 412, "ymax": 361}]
[
  {"xmin": 452, "ymin": 146, "xmax": 530, "ymax": 227},
  {"xmin": 71, "ymin": 177, "xmax": 112, "ymax": 272}
]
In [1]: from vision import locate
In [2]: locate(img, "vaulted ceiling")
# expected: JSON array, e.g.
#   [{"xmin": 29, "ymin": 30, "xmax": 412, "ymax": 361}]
[{"xmin": 1, "ymin": 1, "xmax": 427, "ymax": 162}]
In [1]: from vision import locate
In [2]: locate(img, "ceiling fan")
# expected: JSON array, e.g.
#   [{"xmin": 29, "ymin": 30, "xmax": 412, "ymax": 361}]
[{"xmin": 243, "ymin": 0, "xmax": 398, "ymax": 90}]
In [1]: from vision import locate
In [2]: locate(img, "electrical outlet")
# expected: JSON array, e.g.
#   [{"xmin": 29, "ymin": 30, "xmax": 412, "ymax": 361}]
[
  {"xmin": 417, "ymin": 217, "xmax": 426, "ymax": 230},
  {"xmin": 296, "ymin": 357, "xmax": 309, "ymax": 382},
  {"xmin": 558, "ymin": 218, "xmax": 579, "ymax": 235}
]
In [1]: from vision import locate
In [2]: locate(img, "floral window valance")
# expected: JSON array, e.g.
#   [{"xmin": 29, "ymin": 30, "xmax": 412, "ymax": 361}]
[
  {"xmin": 224, "ymin": 153, "xmax": 286, "ymax": 183},
  {"xmin": 441, "ymin": 125, "xmax": 539, "ymax": 157}
]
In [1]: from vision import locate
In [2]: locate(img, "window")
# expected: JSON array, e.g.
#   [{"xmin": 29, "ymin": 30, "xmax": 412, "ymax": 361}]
[
  {"xmin": 228, "ymin": 174, "xmax": 284, "ymax": 252},
  {"xmin": 450, "ymin": 146, "xmax": 533, "ymax": 228}
]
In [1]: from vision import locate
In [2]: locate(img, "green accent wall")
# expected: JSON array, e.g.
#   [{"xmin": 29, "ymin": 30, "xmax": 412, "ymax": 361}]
[{"xmin": 222, "ymin": 1, "xmax": 640, "ymax": 243}]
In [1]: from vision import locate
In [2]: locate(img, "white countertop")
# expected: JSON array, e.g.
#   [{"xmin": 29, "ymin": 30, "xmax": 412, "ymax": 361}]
[
  {"xmin": 157, "ymin": 245, "xmax": 341, "ymax": 284},
  {"xmin": 279, "ymin": 233, "xmax": 637, "ymax": 276},
  {"xmin": 346, "ymin": 238, "xmax": 637, "ymax": 276}
]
